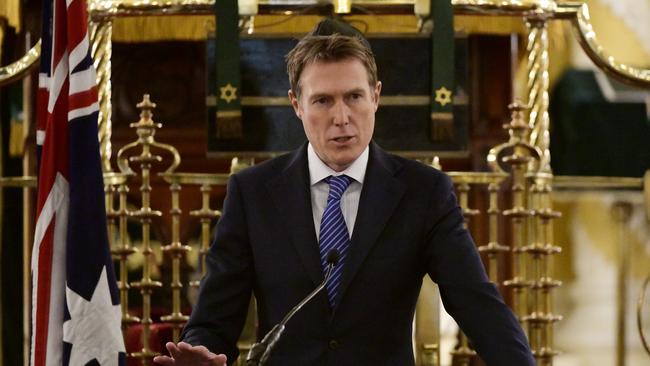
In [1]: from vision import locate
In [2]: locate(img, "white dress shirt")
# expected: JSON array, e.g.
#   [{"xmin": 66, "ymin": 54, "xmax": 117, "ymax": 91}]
[{"xmin": 308, "ymin": 143, "xmax": 368, "ymax": 241}]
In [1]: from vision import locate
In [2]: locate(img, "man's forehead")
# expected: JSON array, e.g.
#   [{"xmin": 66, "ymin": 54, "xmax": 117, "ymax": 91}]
[{"xmin": 299, "ymin": 58, "xmax": 373, "ymax": 93}]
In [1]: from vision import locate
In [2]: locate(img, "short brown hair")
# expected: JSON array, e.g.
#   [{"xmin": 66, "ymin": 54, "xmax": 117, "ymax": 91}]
[{"xmin": 285, "ymin": 33, "xmax": 378, "ymax": 99}]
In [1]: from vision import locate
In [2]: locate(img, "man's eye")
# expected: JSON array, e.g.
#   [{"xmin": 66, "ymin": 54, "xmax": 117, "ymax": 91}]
[{"xmin": 313, "ymin": 98, "xmax": 327, "ymax": 105}]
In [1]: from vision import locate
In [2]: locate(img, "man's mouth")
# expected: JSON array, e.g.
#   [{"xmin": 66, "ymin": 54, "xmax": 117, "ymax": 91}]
[{"xmin": 332, "ymin": 136, "xmax": 353, "ymax": 143}]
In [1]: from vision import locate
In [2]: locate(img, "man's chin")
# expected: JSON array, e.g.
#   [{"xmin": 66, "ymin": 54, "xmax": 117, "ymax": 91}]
[{"xmin": 327, "ymin": 156, "xmax": 357, "ymax": 172}]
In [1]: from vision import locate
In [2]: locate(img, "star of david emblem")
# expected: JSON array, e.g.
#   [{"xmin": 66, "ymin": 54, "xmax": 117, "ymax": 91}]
[
  {"xmin": 434, "ymin": 86, "xmax": 453, "ymax": 107},
  {"xmin": 219, "ymin": 83, "xmax": 238, "ymax": 104}
]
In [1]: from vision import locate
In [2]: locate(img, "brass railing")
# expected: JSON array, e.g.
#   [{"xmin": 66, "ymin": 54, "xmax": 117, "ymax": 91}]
[{"xmin": 106, "ymin": 96, "xmax": 563, "ymax": 365}]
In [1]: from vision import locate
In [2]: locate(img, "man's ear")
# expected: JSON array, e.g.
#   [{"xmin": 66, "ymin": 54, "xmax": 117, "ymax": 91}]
[
  {"xmin": 288, "ymin": 89, "xmax": 302, "ymax": 119},
  {"xmin": 373, "ymin": 81, "xmax": 382, "ymax": 112}
]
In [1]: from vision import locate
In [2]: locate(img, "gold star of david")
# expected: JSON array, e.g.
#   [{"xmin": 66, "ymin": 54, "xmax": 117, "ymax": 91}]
[
  {"xmin": 219, "ymin": 83, "xmax": 238, "ymax": 104},
  {"xmin": 434, "ymin": 86, "xmax": 453, "ymax": 107}
]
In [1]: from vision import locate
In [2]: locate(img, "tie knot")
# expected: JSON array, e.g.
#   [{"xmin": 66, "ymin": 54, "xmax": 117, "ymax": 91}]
[{"xmin": 325, "ymin": 175, "xmax": 353, "ymax": 200}]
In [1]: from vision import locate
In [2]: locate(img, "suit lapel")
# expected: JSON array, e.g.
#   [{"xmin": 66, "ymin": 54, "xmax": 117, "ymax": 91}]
[
  {"xmin": 335, "ymin": 142, "xmax": 406, "ymax": 310},
  {"xmin": 266, "ymin": 144, "xmax": 324, "ymax": 287}
]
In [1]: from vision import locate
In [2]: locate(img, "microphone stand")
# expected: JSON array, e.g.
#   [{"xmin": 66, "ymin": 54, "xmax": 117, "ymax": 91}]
[{"xmin": 245, "ymin": 262, "xmax": 335, "ymax": 366}]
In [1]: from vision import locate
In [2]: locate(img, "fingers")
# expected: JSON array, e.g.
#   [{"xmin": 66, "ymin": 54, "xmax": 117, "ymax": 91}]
[
  {"xmin": 153, "ymin": 341, "xmax": 228, "ymax": 366},
  {"xmin": 211, "ymin": 354, "xmax": 228, "ymax": 366},
  {"xmin": 166, "ymin": 342, "xmax": 182, "ymax": 359},
  {"xmin": 152, "ymin": 355, "xmax": 175, "ymax": 366}
]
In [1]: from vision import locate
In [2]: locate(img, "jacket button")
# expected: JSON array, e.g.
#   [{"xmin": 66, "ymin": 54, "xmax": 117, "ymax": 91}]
[{"xmin": 328, "ymin": 340, "xmax": 340, "ymax": 350}]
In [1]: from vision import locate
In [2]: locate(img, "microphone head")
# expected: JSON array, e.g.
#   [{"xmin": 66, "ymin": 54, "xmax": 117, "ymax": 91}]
[{"xmin": 326, "ymin": 249, "xmax": 340, "ymax": 266}]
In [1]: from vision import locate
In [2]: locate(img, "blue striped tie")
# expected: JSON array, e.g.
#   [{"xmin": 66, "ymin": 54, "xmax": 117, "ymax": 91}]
[{"xmin": 319, "ymin": 175, "xmax": 353, "ymax": 307}]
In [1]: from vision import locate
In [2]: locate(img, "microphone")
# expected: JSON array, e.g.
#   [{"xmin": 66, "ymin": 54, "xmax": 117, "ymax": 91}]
[{"xmin": 246, "ymin": 249, "xmax": 340, "ymax": 366}]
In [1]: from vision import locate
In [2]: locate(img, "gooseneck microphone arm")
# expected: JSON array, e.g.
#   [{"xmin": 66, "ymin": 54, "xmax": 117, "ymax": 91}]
[{"xmin": 246, "ymin": 250, "xmax": 339, "ymax": 366}]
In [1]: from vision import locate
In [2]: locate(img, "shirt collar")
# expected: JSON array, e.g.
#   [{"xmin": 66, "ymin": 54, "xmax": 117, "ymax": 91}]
[{"xmin": 308, "ymin": 143, "xmax": 369, "ymax": 186}]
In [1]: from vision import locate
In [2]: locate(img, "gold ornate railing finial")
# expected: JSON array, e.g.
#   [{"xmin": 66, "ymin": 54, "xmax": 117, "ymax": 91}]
[
  {"xmin": 117, "ymin": 94, "xmax": 181, "ymax": 176},
  {"xmin": 487, "ymin": 100, "xmax": 542, "ymax": 174}
]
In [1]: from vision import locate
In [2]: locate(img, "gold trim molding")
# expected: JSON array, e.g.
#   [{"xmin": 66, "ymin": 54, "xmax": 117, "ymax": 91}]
[{"xmin": 3, "ymin": 2, "xmax": 649, "ymax": 87}]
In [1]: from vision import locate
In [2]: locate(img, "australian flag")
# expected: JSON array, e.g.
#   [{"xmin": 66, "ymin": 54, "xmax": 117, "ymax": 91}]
[{"xmin": 31, "ymin": 0, "xmax": 126, "ymax": 364}]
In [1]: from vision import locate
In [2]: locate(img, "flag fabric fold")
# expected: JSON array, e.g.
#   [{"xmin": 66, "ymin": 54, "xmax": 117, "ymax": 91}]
[{"xmin": 32, "ymin": 0, "xmax": 126, "ymax": 364}]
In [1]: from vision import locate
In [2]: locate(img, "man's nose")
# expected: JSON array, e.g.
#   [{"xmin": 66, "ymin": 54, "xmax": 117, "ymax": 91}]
[{"xmin": 332, "ymin": 101, "xmax": 350, "ymax": 126}]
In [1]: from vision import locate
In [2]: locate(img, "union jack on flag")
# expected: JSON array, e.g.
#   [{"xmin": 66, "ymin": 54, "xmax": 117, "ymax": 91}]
[{"xmin": 31, "ymin": 0, "xmax": 126, "ymax": 363}]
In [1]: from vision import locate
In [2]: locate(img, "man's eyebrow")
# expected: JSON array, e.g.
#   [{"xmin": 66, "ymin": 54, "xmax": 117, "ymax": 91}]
[
  {"xmin": 308, "ymin": 93, "xmax": 330, "ymax": 101},
  {"xmin": 307, "ymin": 88, "xmax": 368, "ymax": 101},
  {"xmin": 345, "ymin": 88, "xmax": 367, "ymax": 95}
]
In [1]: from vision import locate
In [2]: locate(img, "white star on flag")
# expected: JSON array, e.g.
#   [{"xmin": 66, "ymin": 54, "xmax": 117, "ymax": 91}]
[{"xmin": 63, "ymin": 266, "xmax": 125, "ymax": 366}]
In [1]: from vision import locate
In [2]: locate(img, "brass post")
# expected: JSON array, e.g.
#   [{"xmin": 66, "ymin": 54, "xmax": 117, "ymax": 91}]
[
  {"xmin": 499, "ymin": 102, "xmax": 537, "ymax": 338},
  {"xmin": 524, "ymin": 9, "xmax": 560, "ymax": 363},
  {"xmin": 89, "ymin": 20, "xmax": 114, "ymax": 172},
  {"xmin": 0, "ymin": 32, "xmax": 4, "ymax": 362},
  {"xmin": 161, "ymin": 179, "xmax": 191, "ymax": 342},
  {"xmin": 525, "ymin": 16, "xmax": 551, "ymax": 173},
  {"xmin": 612, "ymin": 201, "xmax": 632, "ymax": 366},
  {"xmin": 450, "ymin": 182, "xmax": 478, "ymax": 365},
  {"xmin": 106, "ymin": 183, "xmax": 117, "ymax": 248},
  {"xmin": 130, "ymin": 162, "xmax": 162, "ymax": 365},
  {"xmin": 478, "ymin": 181, "xmax": 510, "ymax": 282},
  {"xmin": 118, "ymin": 96, "xmax": 165, "ymax": 364},
  {"xmin": 526, "ymin": 181, "xmax": 542, "ymax": 355},
  {"xmin": 110, "ymin": 179, "xmax": 140, "ymax": 331},
  {"xmin": 22, "ymin": 38, "xmax": 35, "ymax": 366},
  {"xmin": 189, "ymin": 183, "xmax": 221, "ymax": 288},
  {"xmin": 523, "ymin": 174, "xmax": 561, "ymax": 365}
]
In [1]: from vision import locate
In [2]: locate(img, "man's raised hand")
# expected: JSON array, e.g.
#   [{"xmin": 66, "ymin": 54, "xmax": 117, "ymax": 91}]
[{"xmin": 153, "ymin": 341, "xmax": 228, "ymax": 366}]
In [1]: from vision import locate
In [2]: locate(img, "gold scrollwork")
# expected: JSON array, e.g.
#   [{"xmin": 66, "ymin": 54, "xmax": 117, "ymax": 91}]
[
  {"xmin": 561, "ymin": 2, "xmax": 650, "ymax": 88},
  {"xmin": 0, "ymin": 40, "xmax": 41, "ymax": 87}
]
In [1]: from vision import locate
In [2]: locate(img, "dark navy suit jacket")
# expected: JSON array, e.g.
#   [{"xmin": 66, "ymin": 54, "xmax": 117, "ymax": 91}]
[{"xmin": 182, "ymin": 142, "xmax": 535, "ymax": 366}]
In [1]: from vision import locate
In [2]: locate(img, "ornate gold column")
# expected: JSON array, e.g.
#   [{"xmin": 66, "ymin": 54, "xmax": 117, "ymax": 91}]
[
  {"xmin": 524, "ymin": 16, "xmax": 551, "ymax": 173},
  {"xmin": 523, "ymin": 7, "xmax": 561, "ymax": 363},
  {"xmin": 89, "ymin": 20, "xmax": 113, "ymax": 172}
]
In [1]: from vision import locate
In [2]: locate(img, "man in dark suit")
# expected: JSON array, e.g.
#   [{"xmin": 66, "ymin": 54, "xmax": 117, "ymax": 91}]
[{"xmin": 154, "ymin": 19, "xmax": 534, "ymax": 366}]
